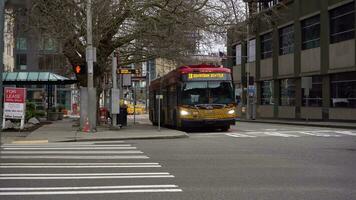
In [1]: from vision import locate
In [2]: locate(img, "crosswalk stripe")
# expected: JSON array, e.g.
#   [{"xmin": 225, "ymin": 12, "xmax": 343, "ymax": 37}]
[
  {"xmin": 0, "ymin": 162, "xmax": 160, "ymax": 165},
  {"xmin": 0, "ymin": 163, "xmax": 162, "ymax": 168},
  {"xmin": 251, "ymin": 132, "xmax": 299, "ymax": 137},
  {"xmin": 0, "ymin": 155, "xmax": 149, "ymax": 159},
  {"xmin": 0, "ymin": 172, "xmax": 171, "ymax": 176},
  {"xmin": 1, "ymin": 150, "xmax": 143, "ymax": 154},
  {"xmin": 2, "ymin": 147, "xmax": 137, "ymax": 150},
  {"xmin": 0, "ymin": 189, "xmax": 183, "ymax": 195},
  {"xmin": 226, "ymin": 133, "xmax": 256, "ymax": 138},
  {"xmin": 3, "ymin": 144, "xmax": 126, "ymax": 148},
  {"xmin": 0, "ymin": 172, "xmax": 175, "ymax": 180},
  {"xmin": 0, "ymin": 184, "xmax": 179, "ymax": 191},
  {"xmin": 0, "ymin": 165, "xmax": 162, "ymax": 168},
  {"xmin": 334, "ymin": 131, "xmax": 356, "ymax": 136},
  {"xmin": 298, "ymin": 131, "xmax": 341, "ymax": 137}
]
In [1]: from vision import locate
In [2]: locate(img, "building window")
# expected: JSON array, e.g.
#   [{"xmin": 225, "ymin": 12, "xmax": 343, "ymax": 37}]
[
  {"xmin": 16, "ymin": 37, "xmax": 27, "ymax": 50},
  {"xmin": 261, "ymin": 80, "xmax": 273, "ymax": 105},
  {"xmin": 40, "ymin": 38, "xmax": 58, "ymax": 51},
  {"xmin": 16, "ymin": 54, "xmax": 27, "ymax": 70},
  {"xmin": 331, "ymin": 72, "xmax": 356, "ymax": 108},
  {"xmin": 279, "ymin": 25, "xmax": 294, "ymax": 55},
  {"xmin": 301, "ymin": 15, "xmax": 320, "ymax": 50},
  {"xmin": 330, "ymin": 2, "xmax": 355, "ymax": 44},
  {"xmin": 280, "ymin": 79, "xmax": 296, "ymax": 106},
  {"xmin": 260, "ymin": 32, "xmax": 272, "ymax": 59},
  {"xmin": 302, "ymin": 76, "xmax": 322, "ymax": 107},
  {"xmin": 235, "ymin": 44, "xmax": 242, "ymax": 65},
  {"xmin": 247, "ymin": 39, "xmax": 256, "ymax": 62}
]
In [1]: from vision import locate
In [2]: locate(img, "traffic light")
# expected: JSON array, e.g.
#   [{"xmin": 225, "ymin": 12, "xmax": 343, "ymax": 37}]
[{"xmin": 74, "ymin": 64, "xmax": 86, "ymax": 75}]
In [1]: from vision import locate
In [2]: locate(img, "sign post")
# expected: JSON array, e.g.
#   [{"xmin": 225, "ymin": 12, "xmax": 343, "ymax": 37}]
[
  {"xmin": 156, "ymin": 95, "xmax": 163, "ymax": 131},
  {"xmin": 2, "ymin": 87, "xmax": 27, "ymax": 130}
]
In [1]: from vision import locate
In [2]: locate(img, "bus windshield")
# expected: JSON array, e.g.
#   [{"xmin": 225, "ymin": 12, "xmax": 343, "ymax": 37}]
[{"xmin": 181, "ymin": 81, "xmax": 234, "ymax": 105}]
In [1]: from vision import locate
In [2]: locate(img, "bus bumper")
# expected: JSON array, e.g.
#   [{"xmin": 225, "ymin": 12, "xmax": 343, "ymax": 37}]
[{"xmin": 181, "ymin": 118, "xmax": 236, "ymax": 128}]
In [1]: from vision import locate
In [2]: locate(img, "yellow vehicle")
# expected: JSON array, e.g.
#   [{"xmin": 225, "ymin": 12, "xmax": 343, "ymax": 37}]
[
  {"xmin": 127, "ymin": 103, "xmax": 146, "ymax": 115},
  {"xmin": 149, "ymin": 64, "xmax": 237, "ymax": 131}
]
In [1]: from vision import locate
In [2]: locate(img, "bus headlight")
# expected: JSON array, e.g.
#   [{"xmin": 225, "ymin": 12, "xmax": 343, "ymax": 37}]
[
  {"xmin": 180, "ymin": 110, "xmax": 190, "ymax": 116},
  {"xmin": 228, "ymin": 109, "xmax": 235, "ymax": 115}
]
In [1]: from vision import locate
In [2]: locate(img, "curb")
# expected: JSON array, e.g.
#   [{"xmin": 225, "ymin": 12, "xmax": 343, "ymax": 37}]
[
  {"xmin": 237, "ymin": 120, "xmax": 356, "ymax": 130},
  {"xmin": 59, "ymin": 133, "xmax": 189, "ymax": 143}
]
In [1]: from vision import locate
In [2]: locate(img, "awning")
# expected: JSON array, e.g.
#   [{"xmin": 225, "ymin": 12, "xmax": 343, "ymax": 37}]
[{"xmin": 2, "ymin": 72, "xmax": 77, "ymax": 85}]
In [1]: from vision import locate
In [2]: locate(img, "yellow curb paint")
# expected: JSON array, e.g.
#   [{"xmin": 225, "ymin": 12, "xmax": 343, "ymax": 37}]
[{"xmin": 12, "ymin": 140, "xmax": 49, "ymax": 144}]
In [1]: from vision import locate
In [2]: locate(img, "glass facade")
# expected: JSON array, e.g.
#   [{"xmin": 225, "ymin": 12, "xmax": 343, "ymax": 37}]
[
  {"xmin": 302, "ymin": 15, "xmax": 320, "ymax": 50},
  {"xmin": 16, "ymin": 37, "xmax": 27, "ymax": 50},
  {"xmin": 248, "ymin": 39, "xmax": 256, "ymax": 62},
  {"xmin": 302, "ymin": 76, "xmax": 323, "ymax": 107},
  {"xmin": 330, "ymin": 1, "xmax": 355, "ymax": 44},
  {"xmin": 16, "ymin": 54, "xmax": 27, "ymax": 70},
  {"xmin": 279, "ymin": 25, "xmax": 294, "ymax": 55},
  {"xmin": 261, "ymin": 81, "xmax": 273, "ymax": 105},
  {"xmin": 280, "ymin": 79, "xmax": 296, "ymax": 106},
  {"xmin": 260, "ymin": 32, "xmax": 273, "ymax": 59},
  {"xmin": 331, "ymin": 72, "xmax": 356, "ymax": 108}
]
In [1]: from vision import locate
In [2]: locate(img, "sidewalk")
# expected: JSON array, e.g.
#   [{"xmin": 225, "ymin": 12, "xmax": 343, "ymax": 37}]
[
  {"xmin": 237, "ymin": 118, "xmax": 356, "ymax": 129},
  {"xmin": 4, "ymin": 116, "xmax": 188, "ymax": 144}
]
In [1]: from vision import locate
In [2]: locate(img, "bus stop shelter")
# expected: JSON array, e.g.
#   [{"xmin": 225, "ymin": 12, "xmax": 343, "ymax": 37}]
[{"xmin": 2, "ymin": 72, "xmax": 77, "ymax": 111}]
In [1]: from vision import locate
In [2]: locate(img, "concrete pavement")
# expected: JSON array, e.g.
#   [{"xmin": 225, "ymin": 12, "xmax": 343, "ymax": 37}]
[{"xmin": 1, "ymin": 116, "xmax": 188, "ymax": 144}]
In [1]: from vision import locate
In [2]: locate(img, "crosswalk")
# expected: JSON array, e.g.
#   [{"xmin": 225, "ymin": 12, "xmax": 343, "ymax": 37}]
[
  {"xmin": 225, "ymin": 130, "xmax": 356, "ymax": 138},
  {"xmin": 0, "ymin": 141, "xmax": 182, "ymax": 197}
]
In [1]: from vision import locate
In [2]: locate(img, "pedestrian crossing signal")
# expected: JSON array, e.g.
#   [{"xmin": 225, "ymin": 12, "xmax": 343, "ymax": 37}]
[{"xmin": 74, "ymin": 64, "xmax": 86, "ymax": 75}]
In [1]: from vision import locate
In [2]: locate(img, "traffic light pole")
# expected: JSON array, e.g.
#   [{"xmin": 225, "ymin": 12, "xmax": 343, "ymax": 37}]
[
  {"xmin": 86, "ymin": 0, "xmax": 96, "ymax": 131},
  {"xmin": 0, "ymin": 0, "xmax": 6, "ymax": 147},
  {"xmin": 245, "ymin": 2, "xmax": 251, "ymax": 120}
]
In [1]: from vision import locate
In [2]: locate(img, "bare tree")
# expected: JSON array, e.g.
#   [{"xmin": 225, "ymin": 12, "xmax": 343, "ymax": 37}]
[{"xmin": 24, "ymin": 0, "xmax": 241, "ymax": 86}]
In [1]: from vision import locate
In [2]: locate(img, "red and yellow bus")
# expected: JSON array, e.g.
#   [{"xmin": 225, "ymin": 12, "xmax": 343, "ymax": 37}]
[{"xmin": 149, "ymin": 64, "xmax": 237, "ymax": 131}]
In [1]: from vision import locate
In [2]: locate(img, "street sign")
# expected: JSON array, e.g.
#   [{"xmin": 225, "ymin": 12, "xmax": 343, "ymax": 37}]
[
  {"xmin": 117, "ymin": 68, "xmax": 140, "ymax": 74},
  {"xmin": 2, "ymin": 87, "xmax": 27, "ymax": 130},
  {"xmin": 248, "ymin": 85, "xmax": 256, "ymax": 96},
  {"xmin": 156, "ymin": 95, "xmax": 163, "ymax": 99}
]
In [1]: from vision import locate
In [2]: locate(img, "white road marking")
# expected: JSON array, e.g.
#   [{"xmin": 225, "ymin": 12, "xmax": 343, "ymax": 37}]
[
  {"xmin": 262, "ymin": 132, "xmax": 299, "ymax": 137},
  {"xmin": 0, "ymin": 155, "xmax": 149, "ymax": 159},
  {"xmin": 3, "ymin": 147, "xmax": 137, "ymax": 150},
  {"xmin": 0, "ymin": 172, "xmax": 171, "ymax": 176},
  {"xmin": 0, "ymin": 162, "xmax": 160, "ymax": 165},
  {"xmin": 2, "ymin": 144, "xmax": 129, "ymax": 148},
  {"xmin": 0, "ymin": 172, "xmax": 175, "ymax": 180},
  {"xmin": 298, "ymin": 131, "xmax": 341, "ymax": 137},
  {"xmin": 0, "ymin": 162, "xmax": 161, "ymax": 168},
  {"xmin": 1, "ymin": 150, "xmax": 143, "ymax": 154},
  {"xmin": 0, "ymin": 189, "xmax": 182, "ymax": 195},
  {"xmin": 0, "ymin": 184, "xmax": 179, "ymax": 191},
  {"xmin": 226, "ymin": 133, "xmax": 256, "ymax": 138},
  {"xmin": 334, "ymin": 131, "xmax": 356, "ymax": 136}
]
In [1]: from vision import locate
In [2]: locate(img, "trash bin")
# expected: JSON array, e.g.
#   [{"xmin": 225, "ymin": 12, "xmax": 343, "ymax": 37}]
[{"xmin": 117, "ymin": 106, "xmax": 128, "ymax": 126}]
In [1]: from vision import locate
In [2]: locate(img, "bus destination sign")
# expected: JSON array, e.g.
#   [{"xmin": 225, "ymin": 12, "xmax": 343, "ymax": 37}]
[{"xmin": 185, "ymin": 73, "xmax": 230, "ymax": 81}]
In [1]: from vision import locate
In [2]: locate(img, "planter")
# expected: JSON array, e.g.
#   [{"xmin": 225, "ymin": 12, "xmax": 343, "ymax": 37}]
[{"xmin": 47, "ymin": 112, "xmax": 59, "ymax": 121}]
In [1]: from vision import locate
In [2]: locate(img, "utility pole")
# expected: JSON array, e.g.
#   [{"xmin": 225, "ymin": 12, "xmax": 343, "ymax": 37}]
[
  {"xmin": 86, "ymin": 0, "xmax": 96, "ymax": 131},
  {"xmin": 0, "ymin": 0, "xmax": 6, "ymax": 147},
  {"xmin": 245, "ymin": 2, "xmax": 251, "ymax": 120}
]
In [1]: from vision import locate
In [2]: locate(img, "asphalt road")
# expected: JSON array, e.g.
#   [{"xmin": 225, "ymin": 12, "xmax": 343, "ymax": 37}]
[{"xmin": 0, "ymin": 122, "xmax": 356, "ymax": 200}]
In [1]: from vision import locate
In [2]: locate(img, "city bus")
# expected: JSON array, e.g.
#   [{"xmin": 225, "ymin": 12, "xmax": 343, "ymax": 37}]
[{"xmin": 149, "ymin": 64, "xmax": 237, "ymax": 131}]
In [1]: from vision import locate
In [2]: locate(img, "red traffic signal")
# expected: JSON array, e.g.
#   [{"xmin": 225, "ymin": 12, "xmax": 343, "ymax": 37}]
[{"xmin": 74, "ymin": 64, "xmax": 86, "ymax": 75}]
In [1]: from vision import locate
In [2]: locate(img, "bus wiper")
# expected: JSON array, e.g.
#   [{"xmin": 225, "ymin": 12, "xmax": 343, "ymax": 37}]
[{"xmin": 194, "ymin": 104, "xmax": 226, "ymax": 109}]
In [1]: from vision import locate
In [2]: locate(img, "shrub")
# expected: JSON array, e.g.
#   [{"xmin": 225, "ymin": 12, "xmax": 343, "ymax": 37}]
[{"xmin": 25, "ymin": 101, "xmax": 37, "ymax": 121}]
